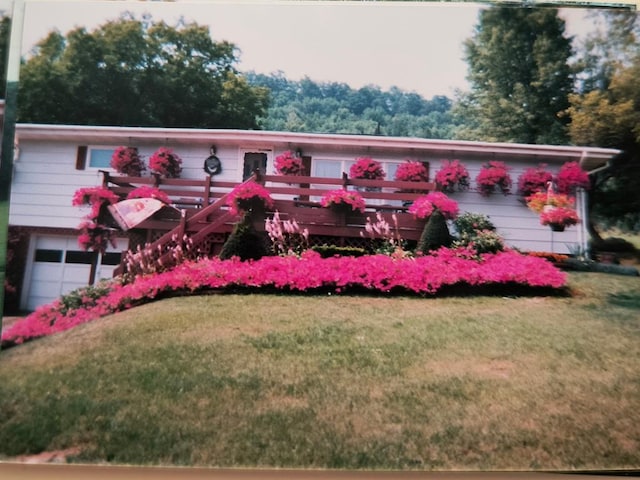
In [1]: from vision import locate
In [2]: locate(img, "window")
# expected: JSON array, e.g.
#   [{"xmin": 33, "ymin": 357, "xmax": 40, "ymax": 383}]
[
  {"xmin": 65, "ymin": 251, "xmax": 94, "ymax": 264},
  {"xmin": 312, "ymin": 159, "xmax": 356, "ymax": 178},
  {"xmin": 34, "ymin": 249, "xmax": 63, "ymax": 263},
  {"xmin": 88, "ymin": 148, "xmax": 115, "ymax": 169}
]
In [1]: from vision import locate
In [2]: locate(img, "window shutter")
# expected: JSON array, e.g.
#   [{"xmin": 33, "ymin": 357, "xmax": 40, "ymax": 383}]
[{"xmin": 75, "ymin": 146, "xmax": 88, "ymax": 170}]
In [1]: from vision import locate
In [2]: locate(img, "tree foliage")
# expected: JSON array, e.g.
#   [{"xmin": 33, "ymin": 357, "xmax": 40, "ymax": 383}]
[
  {"xmin": 246, "ymin": 72, "xmax": 459, "ymax": 138},
  {"xmin": 566, "ymin": 11, "xmax": 640, "ymax": 231},
  {"xmin": 17, "ymin": 14, "xmax": 269, "ymax": 128},
  {"xmin": 454, "ymin": 7, "xmax": 573, "ymax": 145}
]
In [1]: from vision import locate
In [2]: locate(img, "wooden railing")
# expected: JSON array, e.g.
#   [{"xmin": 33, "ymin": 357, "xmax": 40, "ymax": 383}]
[{"xmin": 102, "ymin": 171, "xmax": 437, "ymax": 276}]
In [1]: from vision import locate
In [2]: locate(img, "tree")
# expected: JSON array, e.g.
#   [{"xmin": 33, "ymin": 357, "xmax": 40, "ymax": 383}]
[
  {"xmin": 18, "ymin": 14, "xmax": 269, "ymax": 128},
  {"xmin": 454, "ymin": 7, "xmax": 573, "ymax": 145},
  {"xmin": 566, "ymin": 11, "xmax": 640, "ymax": 231}
]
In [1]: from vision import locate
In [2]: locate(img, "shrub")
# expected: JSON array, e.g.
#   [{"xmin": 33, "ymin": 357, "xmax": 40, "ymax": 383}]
[
  {"xmin": 417, "ymin": 209, "xmax": 452, "ymax": 254},
  {"xmin": 453, "ymin": 213, "xmax": 503, "ymax": 255},
  {"xmin": 219, "ymin": 216, "xmax": 270, "ymax": 261},
  {"xmin": 311, "ymin": 245, "xmax": 368, "ymax": 258},
  {"xmin": 454, "ymin": 212, "xmax": 496, "ymax": 237}
]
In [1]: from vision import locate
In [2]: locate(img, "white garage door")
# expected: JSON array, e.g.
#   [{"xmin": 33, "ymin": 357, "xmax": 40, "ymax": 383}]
[{"xmin": 23, "ymin": 235, "xmax": 126, "ymax": 312}]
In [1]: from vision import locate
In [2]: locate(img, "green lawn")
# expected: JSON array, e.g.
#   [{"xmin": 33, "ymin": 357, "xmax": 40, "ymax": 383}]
[{"xmin": 0, "ymin": 271, "xmax": 639, "ymax": 470}]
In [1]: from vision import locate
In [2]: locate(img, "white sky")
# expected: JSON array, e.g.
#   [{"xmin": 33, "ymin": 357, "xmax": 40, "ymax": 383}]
[{"xmin": 15, "ymin": 0, "xmax": 609, "ymax": 99}]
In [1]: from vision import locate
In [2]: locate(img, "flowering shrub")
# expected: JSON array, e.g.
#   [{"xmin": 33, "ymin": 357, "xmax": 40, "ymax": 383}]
[
  {"xmin": 265, "ymin": 211, "xmax": 309, "ymax": 256},
  {"xmin": 394, "ymin": 160, "xmax": 429, "ymax": 183},
  {"xmin": 149, "ymin": 147, "xmax": 182, "ymax": 178},
  {"xmin": 226, "ymin": 181, "xmax": 274, "ymax": 216},
  {"xmin": 110, "ymin": 146, "xmax": 145, "ymax": 176},
  {"xmin": 408, "ymin": 192, "xmax": 459, "ymax": 220},
  {"xmin": 72, "ymin": 186, "xmax": 120, "ymax": 252},
  {"xmin": 476, "ymin": 161, "xmax": 512, "ymax": 196},
  {"xmin": 434, "ymin": 160, "xmax": 470, "ymax": 193},
  {"xmin": 525, "ymin": 192, "xmax": 574, "ymax": 214},
  {"xmin": 556, "ymin": 161, "xmax": 590, "ymax": 194},
  {"xmin": 454, "ymin": 212, "xmax": 496, "ymax": 236},
  {"xmin": 72, "ymin": 186, "xmax": 119, "ymax": 219},
  {"xmin": 77, "ymin": 220, "xmax": 117, "ymax": 253},
  {"xmin": 126, "ymin": 186, "xmax": 171, "ymax": 204},
  {"xmin": 1, "ymin": 249, "xmax": 568, "ymax": 348},
  {"xmin": 452, "ymin": 212, "xmax": 503, "ymax": 255},
  {"xmin": 349, "ymin": 157, "xmax": 386, "ymax": 180},
  {"xmin": 540, "ymin": 206, "xmax": 579, "ymax": 230},
  {"xmin": 274, "ymin": 150, "xmax": 305, "ymax": 176},
  {"xmin": 517, "ymin": 164, "xmax": 553, "ymax": 198},
  {"xmin": 361, "ymin": 212, "xmax": 409, "ymax": 257},
  {"xmin": 320, "ymin": 189, "xmax": 366, "ymax": 213}
]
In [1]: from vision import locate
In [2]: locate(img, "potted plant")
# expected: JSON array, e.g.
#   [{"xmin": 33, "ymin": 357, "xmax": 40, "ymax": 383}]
[
  {"xmin": 320, "ymin": 189, "xmax": 366, "ymax": 214},
  {"xmin": 539, "ymin": 206, "xmax": 579, "ymax": 232},
  {"xmin": 408, "ymin": 192, "xmax": 459, "ymax": 220},
  {"xmin": 517, "ymin": 164, "xmax": 553, "ymax": 198},
  {"xmin": 274, "ymin": 150, "xmax": 305, "ymax": 176},
  {"xmin": 476, "ymin": 161, "xmax": 512, "ymax": 196},
  {"xmin": 525, "ymin": 191, "xmax": 575, "ymax": 214},
  {"xmin": 349, "ymin": 157, "xmax": 386, "ymax": 181},
  {"xmin": 149, "ymin": 147, "xmax": 183, "ymax": 178},
  {"xmin": 226, "ymin": 181, "xmax": 274, "ymax": 216},
  {"xmin": 72, "ymin": 186, "xmax": 120, "ymax": 220},
  {"xmin": 394, "ymin": 160, "xmax": 429, "ymax": 183},
  {"xmin": 556, "ymin": 161, "xmax": 590, "ymax": 195},
  {"xmin": 110, "ymin": 146, "xmax": 145, "ymax": 177},
  {"xmin": 126, "ymin": 186, "xmax": 172, "ymax": 204},
  {"xmin": 434, "ymin": 159, "xmax": 470, "ymax": 193}
]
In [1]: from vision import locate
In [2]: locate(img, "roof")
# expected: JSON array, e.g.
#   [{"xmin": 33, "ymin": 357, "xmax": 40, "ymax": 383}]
[{"xmin": 15, "ymin": 123, "xmax": 621, "ymax": 172}]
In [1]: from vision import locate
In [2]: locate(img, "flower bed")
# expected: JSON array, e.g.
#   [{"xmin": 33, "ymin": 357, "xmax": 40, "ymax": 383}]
[{"xmin": 1, "ymin": 249, "xmax": 567, "ymax": 348}]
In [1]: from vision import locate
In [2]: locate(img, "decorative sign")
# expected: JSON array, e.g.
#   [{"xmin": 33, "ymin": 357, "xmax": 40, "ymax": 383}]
[{"xmin": 108, "ymin": 198, "xmax": 165, "ymax": 231}]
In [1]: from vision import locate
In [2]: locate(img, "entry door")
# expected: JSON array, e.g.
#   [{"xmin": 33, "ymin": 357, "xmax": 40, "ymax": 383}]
[{"xmin": 243, "ymin": 151, "xmax": 268, "ymax": 181}]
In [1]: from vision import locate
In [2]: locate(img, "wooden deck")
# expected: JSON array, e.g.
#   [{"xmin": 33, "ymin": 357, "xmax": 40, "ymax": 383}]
[{"xmin": 101, "ymin": 171, "xmax": 436, "ymax": 275}]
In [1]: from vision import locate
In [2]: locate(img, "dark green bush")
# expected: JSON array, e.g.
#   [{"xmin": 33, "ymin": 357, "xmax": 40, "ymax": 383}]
[
  {"xmin": 219, "ymin": 216, "xmax": 270, "ymax": 261},
  {"xmin": 417, "ymin": 209, "xmax": 452, "ymax": 254},
  {"xmin": 454, "ymin": 212, "xmax": 496, "ymax": 237},
  {"xmin": 311, "ymin": 245, "xmax": 368, "ymax": 258}
]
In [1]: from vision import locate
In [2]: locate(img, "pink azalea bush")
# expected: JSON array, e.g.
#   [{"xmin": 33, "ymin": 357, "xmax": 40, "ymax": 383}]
[
  {"xmin": 1, "ymin": 249, "xmax": 567, "ymax": 348},
  {"xmin": 110, "ymin": 146, "xmax": 145, "ymax": 177},
  {"xmin": 476, "ymin": 161, "xmax": 512, "ymax": 196},
  {"xmin": 349, "ymin": 157, "xmax": 386, "ymax": 180},
  {"xmin": 320, "ymin": 189, "xmax": 366, "ymax": 213},
  {"xmin": 274, "ymin": 150, "xmax": 305, "ymax": 176},
  {"xmin": 434, "ymin": 160, "xmax": 470, "ymax": 193},
  {"xmin": 517, "ymin": 164, "xmax": 553, "ymax": 198},
  {"xmin": 226, "ymin": 181, "xmax": 274, "ymax": 216},
  {"xmin": 149, "ymin": 147, "xmax": 182, "ymax": 178},
  {"xmin": 126, "ymin": 186, "xmax": 171, "ymax": 204},
  {"xmin": 394, "ymin": 160, "xmax": 429, "ymax": 183},
  {"xmin": 408, "ymin": 192, "xmax": 459, "ymax": 220},
  {"xmin": 556, "ymin": 161, "xmax": 590, "ymax": 195}
]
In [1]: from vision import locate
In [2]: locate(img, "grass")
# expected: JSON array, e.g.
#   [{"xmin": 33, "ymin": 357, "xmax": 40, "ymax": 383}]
[{"xmin": 0, "ymin": 272, "xmax": 639, "ymax": 470}]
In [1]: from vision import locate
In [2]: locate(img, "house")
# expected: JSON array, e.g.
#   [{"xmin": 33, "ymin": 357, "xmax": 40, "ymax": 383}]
[{"xmin": 7, "ymin": 123, "xmax": 621, "ymax": 312}]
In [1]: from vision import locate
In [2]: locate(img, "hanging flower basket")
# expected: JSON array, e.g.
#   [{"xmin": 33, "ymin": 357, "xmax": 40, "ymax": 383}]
[
  {"xmin": 517, "ymin": 164, "xmax": 553, "ymax": 198},
  {"xmin": 556, "ymin": 161, "xmax": 590, "ymax": 195},
  {"xmin": 72, "ymin": 186, "xmax": 119, "ymax": 220},
  {"xmin": 408, "ymin": 192, "xmax": 459, "ymax": 220},
  {"xmin": 394, "ymin": 160, "xmax": 429, "ymax": 183},
  {"xmin": 274, "ymin": 150, "xmax": 305, "ymax": 176},
  {"xmin": 110, "ymin": 146, "xmax": 145, "ymax": 177},
  {"xmin": 320, "ymin": 189, "xmax": 366, "ymax": 214},
  {"xmin": 525, "ymin": 191, "xmax": 575, "ymax": 214},
  {"xmin": 476, "ymin": 161, "xmax": 512, "ymax": 196},
  {"xmin": 540, "ymin": 206, "xmax": 579, "ymax": 231},
  {"xmin": 349, "ymin": 157, "xmax": 386, "ymax": 181},
  {"xmin": 434, "ymin": 160, "xmax": 470, "ymax": 193},
  {"xmin": 226, "ymin": 181, "xmax": 274, "ymax": 216},
  {"xmin": 126, "ymin": 186, "xmax": 171, "ymax": 204},
  {"xmin": 149, "ymin": 147, "xmax": 183, "ymax": 178}
]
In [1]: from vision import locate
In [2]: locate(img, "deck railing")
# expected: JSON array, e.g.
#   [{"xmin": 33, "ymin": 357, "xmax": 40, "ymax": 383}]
[{"xmin": 102, "ymin": 171, "xmax": 437, "ymax": 276}]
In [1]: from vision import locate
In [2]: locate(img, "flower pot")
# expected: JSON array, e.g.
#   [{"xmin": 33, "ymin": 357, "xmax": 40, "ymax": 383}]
[{"xmin": 549, "ymin": 223, "xmax": 565, "ymax": 232}]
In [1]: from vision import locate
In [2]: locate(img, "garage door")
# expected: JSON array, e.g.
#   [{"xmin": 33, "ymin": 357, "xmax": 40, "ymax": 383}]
[{"xmin": 23, "ymin": 235, "xmax": 126, "ymax": 312}]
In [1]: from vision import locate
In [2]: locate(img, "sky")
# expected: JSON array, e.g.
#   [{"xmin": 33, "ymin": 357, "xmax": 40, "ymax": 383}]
[{"xmin": 11, "ymin": 0, "xmax": 615, "ymax": 99}]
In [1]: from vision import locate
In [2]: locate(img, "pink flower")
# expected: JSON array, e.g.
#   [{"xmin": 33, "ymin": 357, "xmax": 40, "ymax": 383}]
[
  {"xmin": 274, "ymin": 151, "xmax": 305, "ymax": 176},
  {"xmin": 394, "ymin": 160, "xmax": 429, "ymax": 183},
  {"xmin": 110, "ymin": 146, "xmax": 145, "ymax": 176},
  {"xmin": 408, "ymin": 192, "xmax": 459, "ymax": 220},
  {"xmin": 556, "ymin": 161, "xmax": 590, "ymax": 194},
  {"xmin": 476, "ymin": 161, "xmax": 512, "ymax": 196},
  {"xmin": 349, "ymin": 157, "xmax": 385, "ymax": 180},
  {"xmin": 127, "ymin": 186, "xmax": 171, "ymax": 204},
  {"xmin": 320, "ymin": 189, "xmax": 366, "ymax": 213},
  {"xmin": 517, "ymin": 164, "xmax": 553, "ymax": 197},
  {"xmin": 226, "ymin": 181, "xmax": 274, "ymax": 216},
  {"xmin": 540, "ymin": 206, "xmax": 579, "ymax": 228},
  {"xmin": 434, "ymin": 160, "xmax": 470, "ymax": 193},
  {"xmin": 149, "ymin": 147, "xmax": 182, "ymax": 178}
]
